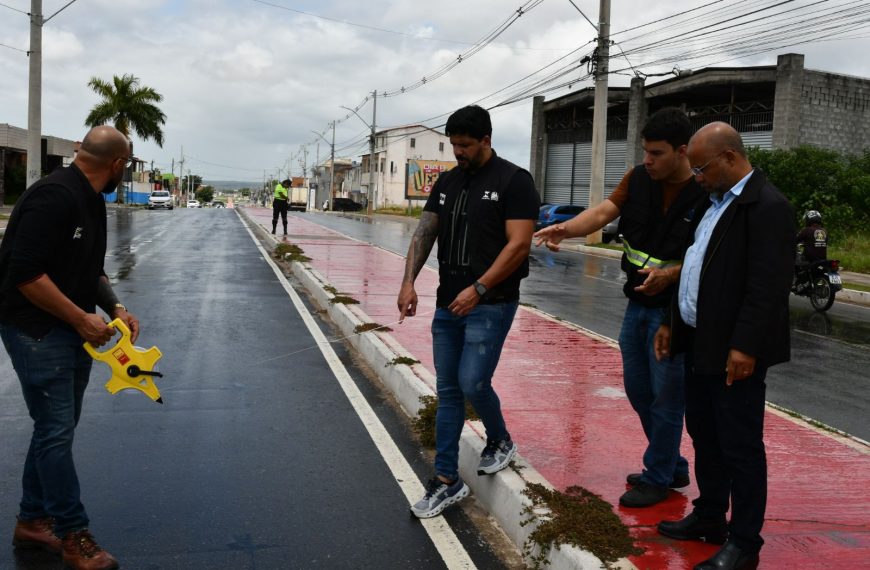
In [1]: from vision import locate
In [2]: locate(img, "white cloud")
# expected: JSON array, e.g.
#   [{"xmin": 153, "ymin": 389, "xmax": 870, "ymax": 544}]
[{"xmin": 0, "ymin": 0, "xmax": 866, "ymax": 183}]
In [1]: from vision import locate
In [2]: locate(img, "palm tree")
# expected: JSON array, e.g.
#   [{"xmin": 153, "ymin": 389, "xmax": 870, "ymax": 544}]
[{"xmin": 85, "ymin": 74, "xmax": 166, "ymax": 147}]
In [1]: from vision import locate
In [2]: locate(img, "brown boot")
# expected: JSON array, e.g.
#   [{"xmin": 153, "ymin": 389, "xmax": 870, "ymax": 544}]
[
  {"xmin": 62, "ymin": 529, "xmax": 119, "ymax": 570},
  {"xmin": 12, "ymin": 516, "xmax": 62, "ymax": 553}
]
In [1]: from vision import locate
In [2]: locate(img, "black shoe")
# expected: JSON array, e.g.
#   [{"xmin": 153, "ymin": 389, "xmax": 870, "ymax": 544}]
[
  {"xmin": 619, "ymin": 481, "xmax": 668, "ymax": 507},
  {"xmin": 657, "ymin": 512, "xmax": 728, "ymax": 544},
  {"xmin": 694, "ymin": 541, "xmax": 759, "ymax": 569},
  {"xmin": 626, "ymin": 472, "xmax": 690, "ymax": 489}
]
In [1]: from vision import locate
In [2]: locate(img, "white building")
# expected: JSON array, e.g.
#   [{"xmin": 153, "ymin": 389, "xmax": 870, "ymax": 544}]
[{"xmin": 361, "ymin": 125, "xmax": 454, "ymax": 208}]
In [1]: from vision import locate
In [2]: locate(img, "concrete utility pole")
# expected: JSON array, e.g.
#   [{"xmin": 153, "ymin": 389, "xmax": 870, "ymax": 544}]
[
  {"xmin": 369, "ymin": 91, "xmax": 377, "ymax": 215},
  {"xmin": 26, "ymin": 0, "xmax": 43, "ymax": 187},
  {"xmin": 587, "ymin": 0, "xmax": 610, "ymax": 245},
  {"xmin": 329, "ymin": 121, "xmax": 336, "ymax": 211}
]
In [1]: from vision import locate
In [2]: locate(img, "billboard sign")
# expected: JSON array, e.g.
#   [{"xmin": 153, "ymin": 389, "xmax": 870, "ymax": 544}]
[{"xmin": 405, "ymin": 159, "xmax": 456, "ymax": 199}]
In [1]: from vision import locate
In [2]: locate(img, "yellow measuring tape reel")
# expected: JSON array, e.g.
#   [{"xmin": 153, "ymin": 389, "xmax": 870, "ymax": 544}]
[{"xmin": 83, "ymin": 318, "xmax": 165, "ymax": 404}]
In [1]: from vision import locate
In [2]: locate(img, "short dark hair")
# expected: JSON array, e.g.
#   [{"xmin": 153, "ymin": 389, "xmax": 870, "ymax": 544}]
[
  {"xmin": 641, "ymin": 107, "xmax": 693, "ymax": 149},
  {"xmin": 445, "ymin": 105, "xmax": 492, "ymax": 140},
  {"xmin": 281, "ymin": 179, "xmax": 291, "ymax": 186}
]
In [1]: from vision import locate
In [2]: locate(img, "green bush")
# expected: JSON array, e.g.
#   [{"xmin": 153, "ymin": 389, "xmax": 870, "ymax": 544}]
[{"xmin": 747, "ymin": 146, "xmax": 870, "ymax": 241}]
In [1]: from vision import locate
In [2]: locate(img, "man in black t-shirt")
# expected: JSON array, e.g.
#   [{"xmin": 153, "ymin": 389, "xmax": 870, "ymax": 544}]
[
  {"xmin": 0, "ymin": 126, "xmax": 137, "ymax": 570},
  {"xmin": 397, "ymin": 105, "xmax": 539, "ymax": 519}
]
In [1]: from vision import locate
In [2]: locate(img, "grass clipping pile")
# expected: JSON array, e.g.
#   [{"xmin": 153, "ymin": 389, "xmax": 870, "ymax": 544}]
[
  {"xmin": 274, "ymin": 243, "xmax": 311, "ymax": 263},
  {"xmin": 521, "ymin": 483, "xmax": 642, "ymax": 568},
  {"xmin": 412, "ymin": 395, "xmax": 479, "ymax": 448}
]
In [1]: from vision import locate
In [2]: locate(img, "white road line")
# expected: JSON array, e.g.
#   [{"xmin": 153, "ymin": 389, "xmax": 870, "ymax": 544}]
[{"xmin": 239, "ymin": 215, "xmax": 477, "ymax": 570}]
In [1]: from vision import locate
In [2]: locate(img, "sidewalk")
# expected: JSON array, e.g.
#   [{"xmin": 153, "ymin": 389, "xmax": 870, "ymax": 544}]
[{"xmin": 242, "ymin": 207, "xmax": 869, "ymax": 569}]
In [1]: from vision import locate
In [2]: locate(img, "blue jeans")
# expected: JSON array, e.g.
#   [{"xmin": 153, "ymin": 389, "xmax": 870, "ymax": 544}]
[
  {"xmin": 0, "ymin": 323, "xmax": 91, "ymax": 536},
  {"xmin": 618, "ymin": 300, "xmax": 689, "ymax": 487},
  {"xmin": 431, "ymin": 302, "xmax": 518, "ymax": 481}
]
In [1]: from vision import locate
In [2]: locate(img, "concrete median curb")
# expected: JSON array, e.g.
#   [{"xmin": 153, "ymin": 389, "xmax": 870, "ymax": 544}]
[{"xmin": 291, "ymin": 260, "xmax": 620, "ymax": 570}]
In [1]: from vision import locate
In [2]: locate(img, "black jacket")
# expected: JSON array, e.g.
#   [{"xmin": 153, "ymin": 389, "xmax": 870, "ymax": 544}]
[{"xmin": 669, "ymin": 169, "xmax": 795, "ymax": 374}]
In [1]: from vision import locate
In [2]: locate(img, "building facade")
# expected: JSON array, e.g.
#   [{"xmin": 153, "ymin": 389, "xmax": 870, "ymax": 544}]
[
  {"xmin": 1, "ymin": 123, "xmax": 76, "ymax": 205},
  {"xmin": 360, "ymin": 125, "xmax": 454, "ymax": 208},
  {"xmin": 529, "ymin": 53, "xmax": 870, "ymax": 207}
]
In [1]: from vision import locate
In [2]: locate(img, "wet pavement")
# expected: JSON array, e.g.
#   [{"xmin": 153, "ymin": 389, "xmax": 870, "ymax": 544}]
[
  {"xmin": 296, "ymin": 210, "xmax": 870, "ymax": 441},
  {"xmin": 242, "ymin": 207, "xmax": 870, "ymax": 569}
]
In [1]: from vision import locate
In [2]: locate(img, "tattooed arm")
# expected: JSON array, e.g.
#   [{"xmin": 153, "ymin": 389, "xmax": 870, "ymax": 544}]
[{"xmin": 397, "ymin": 211, "xmax": 439, "ymax": 321}]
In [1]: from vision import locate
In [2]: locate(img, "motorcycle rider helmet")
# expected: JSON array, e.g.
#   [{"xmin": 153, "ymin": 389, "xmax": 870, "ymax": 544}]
[{"xmin": 803, "ymin": 210, "xmax": 822, "ymax": 226}]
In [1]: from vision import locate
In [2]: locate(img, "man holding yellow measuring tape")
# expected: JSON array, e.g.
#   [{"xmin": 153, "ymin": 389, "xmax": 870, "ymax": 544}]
[{"xmin": 0, "ymin": 126, "xmax": 139, "ymax": 570}]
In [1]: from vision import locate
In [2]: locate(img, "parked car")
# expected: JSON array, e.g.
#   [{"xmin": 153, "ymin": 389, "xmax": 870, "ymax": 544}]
[
  {"xmin": 212, "ymin": 201, "xmax": 225, "ymax": 209},
  {"xmin": 332, "ymin": 197, "xmax": 364, "ymax": 212},
  {"xmin": 536, "ymin": 204, "xmax": 584, "ymax": 230},
  {"xmin": 602, "ymin": 216, "xmax": 621, "ymax": 243},
  {"xmin": 147, "ymin": 190, "xmax": 173, "ymax": 210},
  {"xmin": 186, "ymin": 199, "xmax": 200, "ymax": 208}
]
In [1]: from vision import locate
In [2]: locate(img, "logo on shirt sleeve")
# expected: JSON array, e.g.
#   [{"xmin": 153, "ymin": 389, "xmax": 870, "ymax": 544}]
[
  {"xmin": 73, "ymin": 227, "xmax": 83, "ymax": 239},
  {"xmin": 439, "ymin": 193, "xmax": 446, "ymax": 205}
]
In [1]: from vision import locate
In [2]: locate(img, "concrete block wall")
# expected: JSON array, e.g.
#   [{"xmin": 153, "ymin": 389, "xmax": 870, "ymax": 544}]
[{"xmin": 799, "ymin": 71, "xmax": 870, "ymax": 154}]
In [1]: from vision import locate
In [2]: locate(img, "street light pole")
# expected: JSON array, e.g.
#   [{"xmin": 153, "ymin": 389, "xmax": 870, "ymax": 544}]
[
  {"xmin": 311, "ymin": 125, "xmax": 336, "ymax": 211},
  {"xmin": 341, "ymin": 91, "xmax": 377, "ymax": 215}
]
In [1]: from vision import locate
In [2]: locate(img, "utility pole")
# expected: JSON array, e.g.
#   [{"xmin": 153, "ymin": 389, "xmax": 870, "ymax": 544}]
[
  {"xmin": 26, "ymin": 0, "xmax": 43, "ymax": 187},
  {"xmin": 178, "ymin": 148, "xmax": 185, "ymax": 202},
  {"xmin": 587, "ymin": 0, "xmax": 610, "ymax": 245},
  {"xmin": 329, "ymin": 121, "xmax": 336, "ymax": 211},
  {"xmin": 368, "ymin": 91, "xmax": 377, "ymax": 215}
]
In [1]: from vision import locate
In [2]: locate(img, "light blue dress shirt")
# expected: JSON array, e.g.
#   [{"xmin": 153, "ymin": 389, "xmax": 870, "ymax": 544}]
[{"xmin": 678, "ymin": 170, "xmax": 754, "ymax": 327}]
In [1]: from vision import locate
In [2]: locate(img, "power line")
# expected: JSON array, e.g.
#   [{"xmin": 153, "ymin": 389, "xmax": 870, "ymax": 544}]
[
  {"xmin": 566, "ymin": 0, "xmax": 597, "ymax": 31},
  {"xmin": 0, "ymin": 1, "xmax": 27, "ymax": 15},
  {"xmin": 44, "ymin": 0, "xmax": 78, "ymax": 23},
  {"xmin": 0, "ymin": 41, "xmax": 28, "ymax": 53}
]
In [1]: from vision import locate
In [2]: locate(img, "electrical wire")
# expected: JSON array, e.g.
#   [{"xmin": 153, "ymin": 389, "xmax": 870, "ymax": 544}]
[{"xmin": 0, "ymin": 1, "xmax": 27, "ymax": 15}]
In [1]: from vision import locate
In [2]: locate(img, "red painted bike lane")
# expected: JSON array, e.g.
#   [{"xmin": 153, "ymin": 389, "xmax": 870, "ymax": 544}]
[{"xmin": 247, "ymin": 208, "xmax": 870, "ymax": 569}]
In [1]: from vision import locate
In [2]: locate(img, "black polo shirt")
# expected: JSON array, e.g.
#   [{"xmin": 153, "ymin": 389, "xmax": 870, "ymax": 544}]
[
  {"xmin": 423, "ymin": 151, "xmax": 539, "ymax": 307},
  {"xmin": 0, "ymin": 163, "xmax": 107, "ymax": 338}
]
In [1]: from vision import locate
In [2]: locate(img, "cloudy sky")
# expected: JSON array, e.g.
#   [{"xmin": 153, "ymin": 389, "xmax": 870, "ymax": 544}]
[{"xmin": 1, "ymin": 0, "xmax": 867, "ymax": 184}]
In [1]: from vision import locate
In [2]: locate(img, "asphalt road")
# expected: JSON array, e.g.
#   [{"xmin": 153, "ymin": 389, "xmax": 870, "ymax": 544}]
[
  {"xmin": 299, "ymin": 211, "xmax": 870, "ymax": 442},
  {"xmin": 0, "ymin": 207, "xmax": 510, "ymax": 570}
]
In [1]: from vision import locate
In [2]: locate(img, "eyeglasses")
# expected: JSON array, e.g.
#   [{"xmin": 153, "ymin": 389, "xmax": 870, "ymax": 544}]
[
  {"xmin": 116, "ymin": 155, "xmax": 133, "ymax": 168},
  {"xmin": 690, "ymin": 150, "xmax": 727, "ymax": 176}
]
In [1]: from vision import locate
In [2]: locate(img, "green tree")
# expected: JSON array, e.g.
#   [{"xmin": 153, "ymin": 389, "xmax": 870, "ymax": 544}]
[
  {"xmin": 85, "ymin": 74, "xmax": 166, "ymax": 147},
  {"xmin": 182, "ymin": 175, "xmax": 203, "ymax": 193},
  {"xmin": 196, "ymin": 186, "xmax": 214, "ymax": 204}
]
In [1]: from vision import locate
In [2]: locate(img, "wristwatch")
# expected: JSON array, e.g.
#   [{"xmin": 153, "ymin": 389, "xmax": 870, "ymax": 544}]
[{"xmin": 473, "ymin": 280, "xmax": 488, "ymax": 297}]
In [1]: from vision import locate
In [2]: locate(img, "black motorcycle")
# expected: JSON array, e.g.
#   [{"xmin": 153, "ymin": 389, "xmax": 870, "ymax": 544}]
[{"xmin": 792, "ymin": 256, "xmax": 843, "ymax": 312}]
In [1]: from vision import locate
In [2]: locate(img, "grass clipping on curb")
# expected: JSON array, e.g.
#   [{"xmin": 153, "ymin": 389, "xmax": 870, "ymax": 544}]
[
  {"xmin": 521, "ymin": 483, "xmax": 643, "ymax": 569},
  {"xmin": 274, "ymin": 243, "xmax": 311, "ymax": 263},
  {"xmin": 412, "ymin": 395, "xmax": 480, "ymax": 448}
]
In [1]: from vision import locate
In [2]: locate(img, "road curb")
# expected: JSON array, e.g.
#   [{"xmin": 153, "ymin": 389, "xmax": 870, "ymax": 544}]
[
  {"xmin": 239, "ymin": 209, "xmax": 627, "ymax": 569},
  {"xmin": 290, "ymin": 261, "xmax": 616, "ymax": 569}
]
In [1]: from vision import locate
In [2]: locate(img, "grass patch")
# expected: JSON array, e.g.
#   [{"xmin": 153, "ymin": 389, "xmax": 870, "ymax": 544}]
[
  {"xmin": 323, "ymin": 285, "xmax": 339, "ymax": 295},
  {"xmin": 374, "ymin": 205, "xmax": 424, "ymax": 218},
  {"xmin": 329, "ymin": 295, "xmax": 359, "ymax": 305},
  {"xmin": 520, "ymin": 483, "xmax": 642, "ymax": 569},
  {"xmin": 830, "ymin": 232, "xmax": 870, "ymax": 273},
  {"xmin": 387, "ymin": 356, "xmax": 420, "ymax": 367},
  {"xmin": 354, "ymin": 322, "xmax": 393, "ymax": 334},
  {"xmin": 274, "ymin": 243, "xmax": 311, "ymax": 263},
  {"xmin": 412, "ymin": 395, "xmax": 480, "ymax": 448},
  {"xmin": 844, "ymin": 281, "xmax": 870, "ymax": 293},
  {"xmin": 519, "ymin": 302, "xmax": 537, "ymax": 309}
]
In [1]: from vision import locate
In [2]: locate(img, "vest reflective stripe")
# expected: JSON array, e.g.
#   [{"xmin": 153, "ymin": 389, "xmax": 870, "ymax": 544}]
[{"xmin": 622, "ymin": 238, "xmax": 679, "ymax": 269}]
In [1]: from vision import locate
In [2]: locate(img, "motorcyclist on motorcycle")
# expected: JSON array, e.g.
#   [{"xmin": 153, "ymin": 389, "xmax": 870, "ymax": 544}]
[{"xmin": 796, "ymin": 209, "xmax": 828, "ymax": 263}]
